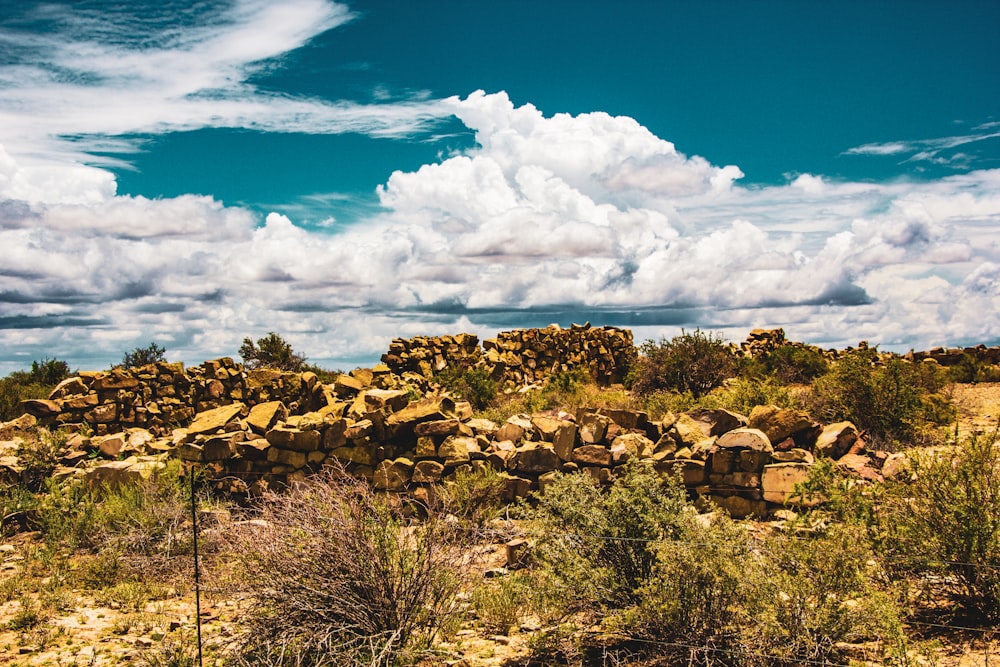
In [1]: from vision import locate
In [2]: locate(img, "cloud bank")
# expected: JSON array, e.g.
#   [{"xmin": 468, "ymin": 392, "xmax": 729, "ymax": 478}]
[{"xmin": 1, "ymin": 1, "xmax": 998, "ymax": 372}]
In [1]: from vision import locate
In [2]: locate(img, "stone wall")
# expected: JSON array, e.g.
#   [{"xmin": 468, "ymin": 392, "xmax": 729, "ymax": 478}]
[
  {"xmin": 9, "ymin": 356, "xmax": 889, "ymax": 518},
  {"xmin": 382, "ymin": 324, "xmax": 634, "ymax": 387},
  {"xmin": 20, "ymin": 358, "xmax": 322, "ymax": 437}
]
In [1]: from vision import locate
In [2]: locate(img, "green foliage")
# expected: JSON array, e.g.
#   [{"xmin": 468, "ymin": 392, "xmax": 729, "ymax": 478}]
[
  {"xmin": 229, "ymin": 468, "xmax": 469, "ymax": 666},
  {"xmin": 121, "ymin": 342, "xmax": 167, "ymax": 369},
  {"xmin": 436, "ymin": 365, "xmax": 498, "ymax": 411},
  {"xmin": 754, "ymin": 343, "xmax": 830, "ymax": 385},
  {"xmin": 239, "ymin": 332, "xmax": 307, "ymax": 371},
  {"xmin": 700, "ymin": 375, "xmax": 798, "ymax": 414},
  {"xmin": 435, "ymin": 465, "xmax": 508, "ymax": 531},
  {"xmin": 15, "ymin": 428, "xmax": 67, "ymax": 492},
  {"xmin": 810, "ymin": 347, "xmax": 953, "ymax": 447},
  {"xmin": 37, "ymin": 462, "xmax": 191, "ymax": 566},
  {"xmin": 521, "ymin": 462, "xmax": 689, "ymax": 614},
  {"xmin": 628, "ymin": 329, "xmax": 737, "ymax": 398},
  {"xmin": 0, "ymin": 357, "xmax": 72, "ymax": 420},
  {"xmin": 472, "ymin": 572, "xmax": 534, "ymax": 636},
  {"xmin": 879, "ymin": 430, "xmax": 1000, "ymax": 620}
]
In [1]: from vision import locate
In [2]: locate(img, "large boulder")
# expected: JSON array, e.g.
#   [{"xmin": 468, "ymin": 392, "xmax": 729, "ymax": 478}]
[{"xmin": 815, "ymin": 422, "xmax": 858, "ymax": 459}]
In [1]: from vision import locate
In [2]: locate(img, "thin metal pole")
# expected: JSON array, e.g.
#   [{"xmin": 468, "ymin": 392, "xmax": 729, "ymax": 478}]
[{"xmin": 190, "ymin": 469, "xmax": 204, "ymax": 667}]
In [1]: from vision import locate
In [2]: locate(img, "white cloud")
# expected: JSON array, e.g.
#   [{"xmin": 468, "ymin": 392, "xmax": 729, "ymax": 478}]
[
  {"xmin": 3, "ymin": 87, "xmax": 1000, "ymax": 373},
  {"xmin": 0, "ymin": 0, "xmax": 453, "ymax": 177}
]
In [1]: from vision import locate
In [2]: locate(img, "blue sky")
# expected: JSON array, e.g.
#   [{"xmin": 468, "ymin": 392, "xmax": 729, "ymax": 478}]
[{"xmin": 1, "ymin": 0, "xmax": 999, "ymax": 373}]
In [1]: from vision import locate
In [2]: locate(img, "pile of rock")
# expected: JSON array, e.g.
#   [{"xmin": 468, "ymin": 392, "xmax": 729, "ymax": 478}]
[
  {"xmin": 18, "ymin": 359, "xmax": 317, "ymax": 438},
  {"xmin": 382, "ymin": 324, "xmax": 634, "ymax": 388},
  {"xmin": 3, "ymin": 359, "xmax": 893, "ymax": 518}
]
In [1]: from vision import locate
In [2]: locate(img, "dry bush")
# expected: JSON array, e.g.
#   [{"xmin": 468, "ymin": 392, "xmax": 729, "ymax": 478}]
[{"xmin": 226, "ymin": 467, "xmax": 472, "ymax": 666}]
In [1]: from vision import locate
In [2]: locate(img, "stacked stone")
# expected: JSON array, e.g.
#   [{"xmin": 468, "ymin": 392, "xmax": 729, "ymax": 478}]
[
  {"xmin": 20, "ymin": 358, "xmax": 315, "ymax": 437},
  {"xmin": 481, "ymin": 324, "xmax": 634, "ymax": 387},
  {"xmin": 381, "ymin": 333, "xmax": 482, "ymax": 379},
  {"xmin": 907, "ymin": 344, "xmax": 1000, "ymax": 366}
]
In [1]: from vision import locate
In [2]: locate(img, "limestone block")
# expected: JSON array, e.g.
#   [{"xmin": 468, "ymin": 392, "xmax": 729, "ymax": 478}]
[
  {"xmin": 747, "ymin": 405, "xmax": 816, "ymax": 444},
  {"xmin": 330, "ymin": 444, "xmax": 377, "ymax": 466},
  {"xmin": 552, "ymin": 421, "xmax": 578, "ymax": 461},
  {"xmin": 815, "ymin": 422, "xmax": 858, "ymax": 459},
  {"xmin": 412, "ymin": 459, "xmax": 445, "ymax": 483},
  {"xmin": 246, "ymin": 401, "xmax": 287, "ymax": 435},
  {"xmin": 375, "ymin": 458, "xmax": 414, "ymax": 490},
  {"xmin": 511, "ymin": 442, "xmax": 561, "ymax": 474},
  {"xmin": 438, "ymin": 436, "xmax": 476, "ymax": 466},
  {"xmin": 715, "ymin": 428, "xmax": 773, "ymax": 452},
  {"xmin": 578, "ymin": 412, "xmax": 611, "ymax": 444},
  {"xmin": 267, "ymin": 447, "xmax": 307, "ymax": 469},
  {"xmin": 686, "ymin": 408, "xmax": 746, "ymax": 437},
  {"xmin": 265, "ymin": 427, "xmax": 321, "ymax": 453},
  {"xmin": 762, "ymin": 462, "xmax": 818, "ymax": 505},
  {"xmin": 187, "ymin": 403, "xmax": 246, "ymax": 437},
  {"xmin": 572, "ymin": 444, "xmax": 613, "ymax": 467},
  {"xmin": 415, "ymin": 419, "xmax": 465, "ymax": 437}
]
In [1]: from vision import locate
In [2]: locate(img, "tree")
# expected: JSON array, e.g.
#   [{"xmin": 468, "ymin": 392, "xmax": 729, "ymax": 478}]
[
  {"xmin": 0, "ymin": 358, "xmax": 72, "ymax": 420},
  {"xmin": 628, "ymin": 329, "xmax": 737, "ymax": 397},
  {"xmin": 121, "ymin": 342, "xmax": 167, "ymax": 369},
  {"xmin": 239, "ymin": 332, "xmax": 306, "ymax": 371}
]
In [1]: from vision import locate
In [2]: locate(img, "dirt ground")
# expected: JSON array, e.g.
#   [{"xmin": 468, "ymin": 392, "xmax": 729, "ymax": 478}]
[{"xmin": 4, "ymin": 383, "xmax": 1000, "ymax": 666}]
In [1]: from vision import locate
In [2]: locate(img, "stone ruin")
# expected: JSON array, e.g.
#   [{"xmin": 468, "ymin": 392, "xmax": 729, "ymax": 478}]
[
  {"xmin": 0, "ymin": 325, "xmax": 913, "ymax": 520},
  {"xmin": 382, "ymin": 323, "xmax": 635, "ymax": 388}
]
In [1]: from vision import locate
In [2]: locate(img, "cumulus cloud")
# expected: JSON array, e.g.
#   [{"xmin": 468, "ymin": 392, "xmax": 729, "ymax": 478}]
[{"xmin": 3, "ymin": 85, "xmax": 1000, "ymax": 372}]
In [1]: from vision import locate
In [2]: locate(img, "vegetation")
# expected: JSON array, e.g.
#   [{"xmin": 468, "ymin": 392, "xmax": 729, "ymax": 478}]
[
  {"xmin": 809, "ymin": 346, "xmax": 954, "ymax": 447},
  {"xmin": 628, "ymin": 329, "xmax": 737, "ymax": 398},
  {"xmin": 239, "ymin": 332, "xmax": 307, "ymax": 371},
  {"xmin": 0, "ymin": 357, "xmax": 72, "ymax": 420},
  {"xmin": 227, "ymin": 467, "xmax": 470, "ymax": 666},
  {"xmin": 121, "ymin": 342, "xmax": 167, "ymax": 369}
]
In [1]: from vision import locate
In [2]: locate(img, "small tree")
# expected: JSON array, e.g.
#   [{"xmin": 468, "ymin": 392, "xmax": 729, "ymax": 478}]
[
  {"xmin": 628, "ymin": 329, "xmax": 737, "ymax": 398},
  {"xmin": 121, "ymin": 342, "xmax": 166, "ymax": 369},
  {"xmin": 239, "ymin": 332, "xmax": 306, "ymax": 371}
]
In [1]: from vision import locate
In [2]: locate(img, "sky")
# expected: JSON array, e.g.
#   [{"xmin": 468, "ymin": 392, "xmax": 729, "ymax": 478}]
[{"xmin": 1, "ymin": 0, "xmax": 999, "ymax": 374}]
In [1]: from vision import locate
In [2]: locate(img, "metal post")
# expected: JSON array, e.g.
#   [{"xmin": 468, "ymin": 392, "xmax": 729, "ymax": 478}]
[{"xmin": 190, "ymin": 470, "xmax": 204, "ymax": 667}]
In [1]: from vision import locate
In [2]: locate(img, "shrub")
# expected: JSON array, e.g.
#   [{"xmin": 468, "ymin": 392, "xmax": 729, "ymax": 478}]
[
  {"xmin": 876, "ymin": 430, "xmax": 1000, "ymax": 620},
  {"xmin": 121, "ymin": 342, "xmax": 167, "ymax": 369},
  {"xmin": 239, "ymin": 332, "xmax": 306, "ymax": 371},
  {"xmin": 520, "ymin": 462, "xmax": 689, "ymax": 615},
  {"xmin": 472, "ymin": 572, "xmax": 534, "ymax": 636},
  {"xmin": 436, "ymin": 365, "xmax": 498, "ymax": 411},
  {"xmin": 628, "ymin": 329, "xmax": 737, "ymax": 398},
  {"xmin": 810, "ymin": 347, "xmax": 952, "ymax": 448},
  {"xmin": 227, "ymin": 467, "xmax": 470, "ymax": 666},
  {"xmin": 435, "ymin": 465, "xmax": 508, "ymax": 532},
  {"xmin": 755, "ymin": 343, "xmax": 829, "ymax": 385},
  {"xmin": 0, "ymin": 357, "xmax": 72, "ymax": 420}
]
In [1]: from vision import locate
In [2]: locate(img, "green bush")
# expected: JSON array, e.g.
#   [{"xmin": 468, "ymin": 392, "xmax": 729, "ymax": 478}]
[
  {"xmin": 436, "ymin": 365, "xmax": 498, "ymax": 411},
  {"xmin": 472, "ymin": 572, "xmax": 533, "ymax": 636},
  {"xmin": 628, "ymin": 329, "xmax": 737, "ymax": 398},
  {"xmin": 435, "ymin": 464, "xmax": 508, "ymax": 532},
  {"xmin": 239, "ymin": 332, "xmax": 307, "ymax": 371},
  {"xmin": 754, "ymin": 343, "xmax": 829, "ymax": 385},
  {"xmin": 121, "ymin": 342, "xmax": 167, "ymax": 369},
  {"xmin": 520, "ymin": 462, "xmax": 689, "ymax": 615},
  {"xmin": 0, "ymin": 357, "xmax": 72, "ymax": 420},
  {"xmin": 877, "ymin": 430, "xmax": 1000, "ymax": 620},
  {"xmin": 810, "ymin": 347, "xmax": 952, "ymax": 448},
  {"xmin": 228, "ymin": 468, "xmax": 470, "ymax": 666}
]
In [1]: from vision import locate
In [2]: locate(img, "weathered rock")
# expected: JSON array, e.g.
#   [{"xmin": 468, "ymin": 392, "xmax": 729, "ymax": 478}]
[
  {"xmin": 686, "ymin": 408, "xmax": 746, "ymax": 437},
  {"xmin": 246, "ymin": 401, "xmax": 287, "ymax": 435},
  {"xmin": 610, "ymin": 432, "xmax": 654, "ymax": 464},
  {"xmin": 715, "ymin": 428, "xmax": 773, "ymax": 452},
  {"xmin": 19, "ymin": 399, "xmax": 62, "ymax": 418},
  {"xmin": 578, "ymin": 412, "xmax": 611, "ymax": 445},
  {"xmin": 386, "ymin": 396, "xmax": 456, "ymax": 427},
  {"xmin": 411, "ymin": 459, "xmax": 445, "ymax": 483},
  {"xmin": 572, "ymin": 444, "xmax": 612, "ymax": 467},
  {"xmin": 815, "ymin": 422, "xmax": 858, "ymax": 459},
  {"xmin": 187, "ymin": 403, "xmax": 246, "ymax": 437},
  {"xmin": 439, "ymin": 436, "xmax": 477, "ymax": 466},
  {"xmin": 747, "ymin": 405, "xmax": 816, "ymax": 444},
  {"xmin": 265, "ymin": 426, "xmax": 321, "ymax": 453},
  {"xmin": 512, "ymin": 442, "xmax": 561, "ymax": 473},
  {"xmin": 414, "ymin": 419, "xmax": 465, "ymax": 437},
  {"xmin": 552, "ymin": 421, "xmax": 578, "ymax": 461},
  {"xmin": 762, "ymin": 463, "xmax": 819, "ymax": 505},
  {"xmin": 96, "ymin": 433, "xmax": 126, "ymax": 458},
  {"xmin": 496, "ymin": 415, "xmax": 533, "ymax": 443},
  {"xmin": 374, "ymin": 458, "xmax": 414, "ymax": 490}
]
